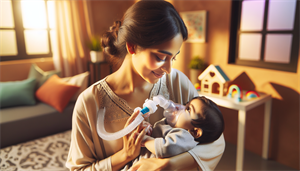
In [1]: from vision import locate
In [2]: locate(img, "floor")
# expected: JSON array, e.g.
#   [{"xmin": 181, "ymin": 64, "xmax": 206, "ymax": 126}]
[
  {"xmin": 215, "ymin": 142, "xmax": 297, "ymax": 171},
  {"xmin": 1, "ymin": 130, "xmax": 297, "ymax": 171}
]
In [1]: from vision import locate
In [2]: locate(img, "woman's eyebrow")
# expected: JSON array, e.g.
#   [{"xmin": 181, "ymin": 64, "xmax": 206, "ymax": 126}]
[{"xmin": 158, "ymin": 50, "xmax": 180, "ymax": 56}]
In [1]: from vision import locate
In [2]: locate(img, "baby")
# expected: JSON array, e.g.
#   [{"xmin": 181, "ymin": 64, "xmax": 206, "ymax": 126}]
[{"xmin": 143, "ymin": 96, "xmax": 224, "ymax": 158}]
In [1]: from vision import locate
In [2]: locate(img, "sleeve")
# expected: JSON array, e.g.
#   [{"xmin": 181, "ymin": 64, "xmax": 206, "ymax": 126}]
[
  {"xmin": 154, "ymin": 128, "xmax": 198, "ymax": 158},
  {"xmin": 167, "ymin": 69, "xmax": 226, "ymax": 171},
  {"xmin": 65, "ymin": 87, "xmax": 112, "ymax": 171}
]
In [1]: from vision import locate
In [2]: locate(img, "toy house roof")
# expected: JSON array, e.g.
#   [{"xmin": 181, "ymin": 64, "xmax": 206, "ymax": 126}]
[{"xmin": 198, "ymin": 64, "xmax": 230, "ymax": 83}]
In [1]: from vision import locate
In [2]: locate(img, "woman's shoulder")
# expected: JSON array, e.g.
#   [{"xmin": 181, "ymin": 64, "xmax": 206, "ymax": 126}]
[
  {"xmin": 169, "ymin": 68, "xmax": 190, "ymax": 81},
  {"xmin": 170, "ymin": 68, "xmax": 185, "ymax": 76},
  {"xmin": 77, "ymin": 79, "xmax": 107, "ymax": 102},
  {"xmin": 163, "ymin": 68, "xmax": 198, "ymax": 104},
  {"xmin": 165, "ymin": 68, "xmax": 191, "ymax": 85}
]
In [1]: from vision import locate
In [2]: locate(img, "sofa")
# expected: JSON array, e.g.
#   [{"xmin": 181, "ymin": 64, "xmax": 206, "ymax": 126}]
[
  {"xmin": 0, "ymin": 102, "xmax": 75, "ymax": 148},
  {"xmin": 0, "ymin": 63, "xmax": 89, "ymax": 148}
]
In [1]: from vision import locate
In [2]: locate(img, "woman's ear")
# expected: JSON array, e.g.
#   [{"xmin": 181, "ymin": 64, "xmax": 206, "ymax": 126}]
[
  {"xmin": 126, "ymin": 42, "xmax": 135, "ymax": 54},
  {"xmin": 189, "ymin": 127, "xmax": 203, "ymax": 139}
]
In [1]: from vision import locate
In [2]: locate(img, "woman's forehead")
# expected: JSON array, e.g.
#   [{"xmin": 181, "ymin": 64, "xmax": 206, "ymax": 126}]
[{"xmin": 147, "ymin": 34, "xmax": 183, "ymax": 55}]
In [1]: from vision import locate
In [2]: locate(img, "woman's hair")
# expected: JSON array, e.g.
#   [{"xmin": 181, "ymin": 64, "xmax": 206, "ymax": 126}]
[
  {"xmin": 185, "ymin": 96, "xmax": 225, "ymax": 144},
  {"xmin": 102, "ymin": 0, "xmax": 187, "ymax": 65}
]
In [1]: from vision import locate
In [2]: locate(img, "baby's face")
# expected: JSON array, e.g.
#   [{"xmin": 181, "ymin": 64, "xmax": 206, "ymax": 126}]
[{"xmin": 173, "ymin": 99, "xmax": 204, "ymax": 130}]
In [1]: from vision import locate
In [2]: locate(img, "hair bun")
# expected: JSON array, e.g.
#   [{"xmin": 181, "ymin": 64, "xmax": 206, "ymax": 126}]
[
  {"xmin": 110, "ymin": 20, "xmax": 121, "ymax": 33},
  {"xmin": 101, "ymin": 21, "xmax": 122, "ymax": 56}
]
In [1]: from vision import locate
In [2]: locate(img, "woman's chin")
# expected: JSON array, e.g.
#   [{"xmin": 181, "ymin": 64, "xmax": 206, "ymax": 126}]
[
  {"xmin": 140, "ymin": 74, "xmax": 159, "ymax": 84},
  {"xmin": 146, "ymin": 78, "xmax": 159, "ymax": 84}
]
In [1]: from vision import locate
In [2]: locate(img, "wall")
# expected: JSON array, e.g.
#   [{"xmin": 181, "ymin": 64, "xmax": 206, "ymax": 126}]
[
  {"xmin": 0, "ymin": 58, "xmax": 55, "ymax": 82},
  {"xmin": 89, "ymin": 0, "xmax": 299, "ymax": 169}
]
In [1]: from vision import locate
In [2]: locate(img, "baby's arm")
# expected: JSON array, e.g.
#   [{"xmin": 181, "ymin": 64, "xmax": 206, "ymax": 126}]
[
  {"xmin": 143, "ymin": 135, "xmax": 157, "ymax": 155},
  {"xmin": 143, "ymin": 128, "xmax": 198, "ymax": 158}
]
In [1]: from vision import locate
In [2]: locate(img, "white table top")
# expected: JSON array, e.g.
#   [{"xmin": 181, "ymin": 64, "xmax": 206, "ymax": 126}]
[{"xmin": 198, "ymin": 91, "xmax": 272, "ymax": 111}]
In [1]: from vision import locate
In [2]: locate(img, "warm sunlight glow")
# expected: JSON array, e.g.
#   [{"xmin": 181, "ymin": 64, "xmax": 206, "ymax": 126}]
[
  {"xmin": 47, "ymin": 1, "xmax": 55, "ymax": 29},
  {"xmin": 0, "ymin": 0, "xmax": 15, "ymax": 28},
  {"xmin": 24, "ymin": 30, "xmax": 49, "ymax": 54},
  {"xmin": 0, "ymin": 30, "xmax": 18, "ymax": 56},
  {"xmin": 21, "ymin": 0, "xmax": 47, "ymax": 28}
]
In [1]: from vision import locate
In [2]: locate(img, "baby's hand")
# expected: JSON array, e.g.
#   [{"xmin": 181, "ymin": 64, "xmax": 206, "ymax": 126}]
[{"xmin": 141, "ymin": 121, "xmax": 152, "ymax": 136}]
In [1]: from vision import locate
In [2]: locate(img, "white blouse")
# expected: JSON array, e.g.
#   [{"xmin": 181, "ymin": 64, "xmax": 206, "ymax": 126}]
[{"xmin": 66, "ymin": 68, "xmax": 225, "ymax": 171}]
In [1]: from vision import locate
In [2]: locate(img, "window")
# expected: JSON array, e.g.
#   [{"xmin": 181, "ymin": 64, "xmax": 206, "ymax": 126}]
[
  {"xmin": 0, "ymin": 0, "xmax": 55, "ymax": 61},
  {"xmin": 229, "ymin": 0, "xmax": 299, "ymax": 72}
]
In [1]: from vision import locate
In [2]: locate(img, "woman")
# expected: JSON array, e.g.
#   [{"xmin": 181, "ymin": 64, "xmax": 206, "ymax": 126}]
[{"xmin": 66, "ymin": 1, "xmax": 225, "ymax": 170}]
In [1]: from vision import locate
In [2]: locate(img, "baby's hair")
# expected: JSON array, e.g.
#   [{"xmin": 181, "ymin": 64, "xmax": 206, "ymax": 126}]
[
  {"xmin": 185, "ymin": 96, "xmax": 224, "ymax": 144},
  {"xmin": 101, "ymin": 0, "xmax": 187, "ymax": 67}
]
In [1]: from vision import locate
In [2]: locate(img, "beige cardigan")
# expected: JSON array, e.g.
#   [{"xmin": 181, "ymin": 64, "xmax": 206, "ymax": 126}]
[{"xmin": 66, "ymin": 68, "xmax": 225, "ymax": 171}]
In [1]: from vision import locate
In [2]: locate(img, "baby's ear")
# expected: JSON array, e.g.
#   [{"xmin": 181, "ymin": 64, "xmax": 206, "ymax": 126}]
[{"xmin": 189, "ymin": 128, "xmax": 203, "ymax": 138}]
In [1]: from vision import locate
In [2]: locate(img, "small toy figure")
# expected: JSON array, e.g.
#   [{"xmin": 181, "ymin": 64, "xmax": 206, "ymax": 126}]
[
  {"xmin": 194, "ymin": 83, "xmax": 201, "ymax": 91},
  {"xmin": 246, "ymin": 90, "xmax": 260, "ymax": 100},
  {"xmin": 198, "ymin": 64, "xmax": 230, "ymax": 97},
  {"xmin": 227, "ymin": 84, "xmax": 242, "ymax": 103}
]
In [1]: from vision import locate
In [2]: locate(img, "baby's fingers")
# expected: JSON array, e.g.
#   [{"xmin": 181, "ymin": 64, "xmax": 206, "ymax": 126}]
[{"xmin": 135, "ymin": 125, "xmax": 150, "ymax": 146}]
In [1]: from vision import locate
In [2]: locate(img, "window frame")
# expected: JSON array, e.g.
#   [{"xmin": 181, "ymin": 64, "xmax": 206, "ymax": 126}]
[
  {"xmin": 228, "ymin": 0, "xmax": 299, "ymax": 73},
  {"xmin": 0, "ymin": 0, "xmax": 53, "ymax": 62}
]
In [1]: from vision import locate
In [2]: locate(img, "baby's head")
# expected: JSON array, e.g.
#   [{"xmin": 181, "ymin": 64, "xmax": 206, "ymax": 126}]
[{"xmin": 174, "ymin": 96, "xmax": 224, "ymax": 144}]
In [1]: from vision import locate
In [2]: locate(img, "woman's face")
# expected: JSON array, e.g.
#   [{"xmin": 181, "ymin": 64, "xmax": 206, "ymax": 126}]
[{"xmin": 131, "ymin": 33, "xmax": 183, "ymax": 84}]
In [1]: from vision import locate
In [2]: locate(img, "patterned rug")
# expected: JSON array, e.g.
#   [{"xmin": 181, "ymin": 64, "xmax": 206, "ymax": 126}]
[{"xmin": 0, "ymin": 130, "xmax": 71, "ymax": 171}]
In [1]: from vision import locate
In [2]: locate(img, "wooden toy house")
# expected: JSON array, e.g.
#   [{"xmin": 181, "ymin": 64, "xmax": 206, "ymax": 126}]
[{"xmin": 198, "ymin": 64, "xmax": 230, "ymax": 97}]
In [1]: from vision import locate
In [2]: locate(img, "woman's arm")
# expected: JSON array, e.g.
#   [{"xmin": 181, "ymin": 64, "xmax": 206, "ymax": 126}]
[
  {"xmin": 129, "ymin": 152, "xmax": 197, "ymax": 171},
  {"xmin": 66, "ymin": 91, "xmax": 148, "ymax": 171}
]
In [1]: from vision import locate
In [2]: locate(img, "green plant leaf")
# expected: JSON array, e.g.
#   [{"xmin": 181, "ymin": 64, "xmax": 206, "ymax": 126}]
[
  {"xmin": 188, "ymin": 56, "xmax": 205, "ymax": 70},
  {"xmin": 88, "ymin": 36, "xmax": 102, "ymax": 52}
]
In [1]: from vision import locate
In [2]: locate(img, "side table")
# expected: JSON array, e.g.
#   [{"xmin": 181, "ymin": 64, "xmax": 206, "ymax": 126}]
[
  {"xmin": 87, "ymin": 61, "xmax": 112, "ymax": 85},
  {"xmin": 198, "ymin": 91, "xmax": 272, "ymax": 171}
]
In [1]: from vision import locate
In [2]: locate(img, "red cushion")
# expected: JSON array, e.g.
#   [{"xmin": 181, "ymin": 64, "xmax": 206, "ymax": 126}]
[{"xmin": 36, "ymin": 75, "xmax": 80, "ymax": 112}]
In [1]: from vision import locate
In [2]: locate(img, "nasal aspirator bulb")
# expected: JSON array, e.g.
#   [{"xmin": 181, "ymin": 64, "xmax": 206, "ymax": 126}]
[{"xmin": 97, "ymin": 98, "xmax": 158, "ymax": 141}]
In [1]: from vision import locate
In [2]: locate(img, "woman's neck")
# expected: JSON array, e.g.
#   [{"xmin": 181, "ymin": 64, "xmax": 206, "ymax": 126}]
[{"xmin": 106, "ymin": 55, "xmax": 153, "ymax": 96}]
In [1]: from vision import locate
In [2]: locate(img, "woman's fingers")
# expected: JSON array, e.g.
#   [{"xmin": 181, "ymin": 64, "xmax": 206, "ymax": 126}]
[{"xmin": 125, "ymin": 110, "xmax": 140, "ymax": 128}]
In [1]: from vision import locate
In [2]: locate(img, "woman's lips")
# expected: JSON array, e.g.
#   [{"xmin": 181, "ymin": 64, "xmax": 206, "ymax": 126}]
[{"xmin": 152, "ymin": 71, "xmax": 164, "ymax": 78}]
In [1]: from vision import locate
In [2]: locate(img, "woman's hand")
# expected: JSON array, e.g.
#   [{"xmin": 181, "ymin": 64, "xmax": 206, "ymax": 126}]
[
  {"xmin": 122, "ymin": 110, "xmax": 149, "ymax": 161},
  {"xmin": 128, "ymin": 158, "xmax": 169, "ymax": 171}
]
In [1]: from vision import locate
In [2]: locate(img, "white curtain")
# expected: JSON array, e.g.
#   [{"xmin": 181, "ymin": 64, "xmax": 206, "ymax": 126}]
[{"xmin": 53, "ymin": 0, "xmax": 93, "ymax": 77}]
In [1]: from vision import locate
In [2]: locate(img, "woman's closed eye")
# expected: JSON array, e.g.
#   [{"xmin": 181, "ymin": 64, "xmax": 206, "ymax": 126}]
[{"xmin": 154, "ymin": 54, "xmax": 166, "ymax": 62}]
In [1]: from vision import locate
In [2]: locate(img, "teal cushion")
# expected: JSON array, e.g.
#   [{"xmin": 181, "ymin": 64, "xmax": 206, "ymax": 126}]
[
  {"xmin": 28, "ymin": 64, "xmax": 61, "ymax": 90},
  {"xmin": 0, "ymin": 78, "xmax": 36, "ymax": 108}
]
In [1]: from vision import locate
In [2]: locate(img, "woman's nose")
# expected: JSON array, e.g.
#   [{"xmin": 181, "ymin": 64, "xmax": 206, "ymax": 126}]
[{"xmin": 161, "ymin": 60, "xmax": 172, "ymax": 74}]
